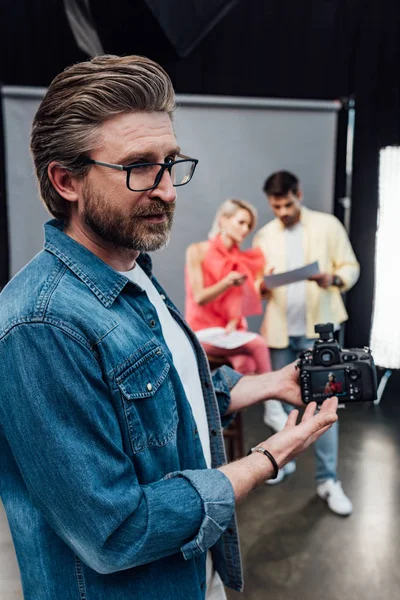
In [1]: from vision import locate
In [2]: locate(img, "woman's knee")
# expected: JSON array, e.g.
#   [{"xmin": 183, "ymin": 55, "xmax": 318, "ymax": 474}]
[
  {"xmin": 231, "ymin": 355, "xmax": 257, "ymax": 375},
  {"xmin": 252, "ymin": 334, "xmax": 268, "ymax": 349}
]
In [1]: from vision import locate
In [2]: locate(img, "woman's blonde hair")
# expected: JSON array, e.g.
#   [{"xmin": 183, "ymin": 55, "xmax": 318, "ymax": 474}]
[
  {"xmin": 30, "ymin": 54, "xmax": 176, "ymax": 220},
  {"xmin": 208, "ymin": 198, "xmax": 258, "ymax": 239}
]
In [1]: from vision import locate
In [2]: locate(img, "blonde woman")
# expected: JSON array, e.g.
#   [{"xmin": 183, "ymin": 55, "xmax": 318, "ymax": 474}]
[{"xmin": 185, "ymin": 199, "xmax": 271, "ymax": 375}]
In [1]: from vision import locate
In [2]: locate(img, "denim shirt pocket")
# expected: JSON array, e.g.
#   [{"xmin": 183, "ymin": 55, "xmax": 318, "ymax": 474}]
[{"xmin": 114, "ymin": 340, "xmax": 178, "ymax": 454}]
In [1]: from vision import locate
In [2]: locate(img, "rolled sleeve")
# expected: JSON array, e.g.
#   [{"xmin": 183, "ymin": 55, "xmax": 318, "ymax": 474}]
[
  {"xmin": 165, "ymin": 468, "xmax": 235, "ymax": 560},
  {"xmin": 335, "ymin": 262, "xmax": 360, "ymax": 292},
  {"xmin": 212, "ymin": 365, "xmax": 243, "ymax": 426}
]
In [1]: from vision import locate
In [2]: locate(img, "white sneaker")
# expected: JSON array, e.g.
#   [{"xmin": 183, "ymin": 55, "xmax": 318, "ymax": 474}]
[
  {"xmin": 317, "ymin": 480, "xmax": 353, "ymax": 516},
  {"xmin": 266, "ymin": 461, "xmax": 296, "ymax": 485},
  {"xmin": 263, "ymin": 400, "xmax": 288, "ymax": 432}
]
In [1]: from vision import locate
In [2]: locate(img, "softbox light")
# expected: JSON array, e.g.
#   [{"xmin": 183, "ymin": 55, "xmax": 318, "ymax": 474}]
[{"xmin": 370, "ymin": 146, "xmax": 400, "ymax": 369}]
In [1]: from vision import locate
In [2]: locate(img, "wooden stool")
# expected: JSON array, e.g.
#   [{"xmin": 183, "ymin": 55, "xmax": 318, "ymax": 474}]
[{"xmin": 206, "ymin": 354, "xmax": 245, "ymax": 461}]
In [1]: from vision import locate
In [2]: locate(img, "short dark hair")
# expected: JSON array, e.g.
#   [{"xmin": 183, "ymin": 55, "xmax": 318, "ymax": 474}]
[{"xmin": 263, "ymin": 171, "xmax": 300, "ymax": 197}]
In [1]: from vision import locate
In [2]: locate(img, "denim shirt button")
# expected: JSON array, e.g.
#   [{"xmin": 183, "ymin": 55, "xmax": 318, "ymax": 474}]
[
  {"xmin": 146, "ymin": 383, "xmax": 153, "ymax": 392},
  {"xmin": 200, "ymin": 582, "xmax": 205, "ymax": 590},
  {"xmin": 160, "ymin": 294, "xmax": 166, "ymax": 300},
  {"xmin": 194, "ymin": 428, "xmax": 198, "ymax": 436},
  {"xmin": 211, "ymin": 429, "xmax": 217, "ymax": 436},
  {"xmin": 149, "ymin": 319, "xmax": 156, "ymax": 328}
]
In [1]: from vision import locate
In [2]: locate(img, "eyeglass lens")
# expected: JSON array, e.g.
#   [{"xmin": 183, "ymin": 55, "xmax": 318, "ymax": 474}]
[{"xmin": 128, "ymin": 160, "xmax": 195, "ymax": 191}]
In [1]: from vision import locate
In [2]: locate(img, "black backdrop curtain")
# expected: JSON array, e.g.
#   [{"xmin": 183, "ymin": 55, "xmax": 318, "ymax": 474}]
[
  {"xmin": 345, "ymin": 0, "xmax": 400, "ymax": 347},
  {"xmin": 1, "ymin": 0, "xmax": 400, "ymax": 345}
]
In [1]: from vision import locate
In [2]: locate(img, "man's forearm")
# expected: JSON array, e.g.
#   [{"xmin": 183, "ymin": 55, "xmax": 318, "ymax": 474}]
[
  {"xmin": 219, "ymin": 452, "xmax": 275, "ymax": 502},
  {"xmin": 226, "ymin": 373, "xmax": 273, "ymax": 414},
  {"xmin": 225, "ymin": 362, "xmax": 303, "ymax": 415}
]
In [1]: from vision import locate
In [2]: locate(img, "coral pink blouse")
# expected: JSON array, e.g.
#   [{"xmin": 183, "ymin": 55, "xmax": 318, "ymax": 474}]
[{"xmin": 185, "ymin": 235, "xmax": 265, "ymax": 332}]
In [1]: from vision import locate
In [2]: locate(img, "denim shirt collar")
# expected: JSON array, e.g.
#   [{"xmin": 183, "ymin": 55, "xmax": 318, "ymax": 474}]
[{"xmin": 44, "ymin": 219, "xmax": 153, "ymax": 308}]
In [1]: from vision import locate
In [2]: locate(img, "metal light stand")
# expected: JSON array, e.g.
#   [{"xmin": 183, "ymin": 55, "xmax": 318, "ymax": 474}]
[{"xmin": 374, "ymin": 369, "xmax": 393, "ymax": 405}]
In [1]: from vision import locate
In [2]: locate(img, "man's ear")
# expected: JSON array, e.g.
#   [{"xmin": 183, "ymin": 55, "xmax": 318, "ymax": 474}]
[
  {"xmin": 47, "ymin": 162, "xmax": 81, "ymax": 204},
  {"xmin": 296, "ymin": 189, "xmax": 304, "ymax": 203}
]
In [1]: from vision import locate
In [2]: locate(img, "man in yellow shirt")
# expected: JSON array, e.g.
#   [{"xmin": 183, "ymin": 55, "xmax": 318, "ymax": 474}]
[{"xmin": 253, "ymin": 171, "xmax": 360, "ymax": 516}]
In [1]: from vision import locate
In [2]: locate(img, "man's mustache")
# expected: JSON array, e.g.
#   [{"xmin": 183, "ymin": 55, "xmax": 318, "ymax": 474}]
[{"xmin": 133, "ymin": 200, "xmax": 175, "ymax": 217}]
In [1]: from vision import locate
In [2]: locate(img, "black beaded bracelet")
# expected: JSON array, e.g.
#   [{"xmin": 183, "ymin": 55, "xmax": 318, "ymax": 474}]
[{"xmin": 247, "ymin": 446, "xmax": 279, "ymax": 479}]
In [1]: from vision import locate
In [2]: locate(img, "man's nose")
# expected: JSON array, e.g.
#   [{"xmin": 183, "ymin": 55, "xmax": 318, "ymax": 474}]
[{"xmin": 148, "ymin": 169, "xmax": 176, "ymax": 204}]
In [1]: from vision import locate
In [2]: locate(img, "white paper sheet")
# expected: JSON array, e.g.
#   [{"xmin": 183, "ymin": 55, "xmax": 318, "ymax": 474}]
[
  {"xmin": 196, "ymin": 327, "xmax": 257, "ymax": 349},
  {"xmin": 265, "ymin": 261, "xmax": 320, "ymax": 288}
]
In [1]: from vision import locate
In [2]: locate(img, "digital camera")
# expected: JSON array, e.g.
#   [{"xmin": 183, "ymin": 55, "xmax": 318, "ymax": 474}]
[{"xmin": 297, "ymin": 323, "xmax": 377, "ymax": 404}]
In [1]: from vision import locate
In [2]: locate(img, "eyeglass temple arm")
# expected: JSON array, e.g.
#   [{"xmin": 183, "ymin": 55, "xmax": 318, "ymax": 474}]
[
  {"xmin": 88, "ymin": 159, "xmax": 125, "ymax": 171},
  {"xmin": 89, "ymin": 156, "xmax": 197, "ymax": 169},
  {"xmin": 177, "ymin": 153, "xmax": 197, "ymax": 162}
]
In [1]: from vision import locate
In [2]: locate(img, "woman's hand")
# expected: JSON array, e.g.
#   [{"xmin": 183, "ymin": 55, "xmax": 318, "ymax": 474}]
[
  {"xmin": 225, "ymin": 319, "xmax": 239, "ymax": 334},
  {"xmin": 223, "ymin": 271, "xmax": 247, "ymax": 289}
]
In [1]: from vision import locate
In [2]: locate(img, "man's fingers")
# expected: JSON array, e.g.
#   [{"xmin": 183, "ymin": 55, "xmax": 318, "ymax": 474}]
[
  {"xmin": 298, "ymin": 409, "xmax": 338, "ymax": 439},
  {"xmin": 285, "ymin": 409, "xmax": 299, "ymax": 427},
  {"xmin": 313, "ymin": 410, "xmax": 338, "ymax": 430},
  {"xmin": 319, "ymin": 396, "xmax": 339, "ymax": 413},
  {"xmin": 301, "ymin": 401, "xmax": 317, "ymax": 422}
]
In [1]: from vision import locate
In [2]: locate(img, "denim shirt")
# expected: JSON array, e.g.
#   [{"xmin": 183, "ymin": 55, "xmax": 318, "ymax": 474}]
[{"xmin": 0, "ymin": 220, "xmax": 244, "ymax": 600}]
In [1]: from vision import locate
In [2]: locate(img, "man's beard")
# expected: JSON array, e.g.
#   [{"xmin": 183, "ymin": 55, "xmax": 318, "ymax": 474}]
[{"xmin": 82, "ymin": 181, "xmax": 175, "ymax": 252}]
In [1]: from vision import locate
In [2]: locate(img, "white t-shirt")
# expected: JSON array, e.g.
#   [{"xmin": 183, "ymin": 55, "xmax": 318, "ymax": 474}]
[
  {"xmin": 284, "ymin": 222, "xmax": 307, "ymax": 337},
  {"xmin": 121, "ymin": 263, "xmax": 226, "ymax": 600}
]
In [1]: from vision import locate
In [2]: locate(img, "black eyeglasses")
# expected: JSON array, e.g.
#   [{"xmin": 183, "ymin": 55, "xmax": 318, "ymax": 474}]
[{"xmin": 85, "ymin": 154, "xmax": 198, "ymax": 192}]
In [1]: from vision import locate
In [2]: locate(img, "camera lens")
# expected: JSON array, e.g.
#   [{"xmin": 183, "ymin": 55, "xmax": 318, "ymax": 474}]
[{"xmin": 320, "ymin": 350, "xmax": 334, "ymax": 365}]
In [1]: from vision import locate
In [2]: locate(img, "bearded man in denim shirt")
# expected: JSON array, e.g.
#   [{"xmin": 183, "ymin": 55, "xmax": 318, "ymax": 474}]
[{"xmin": 0, "ymin": 55, "xmax": 338, "ymax": 600}]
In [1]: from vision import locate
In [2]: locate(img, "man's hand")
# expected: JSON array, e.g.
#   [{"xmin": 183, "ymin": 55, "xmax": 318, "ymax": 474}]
[
  {"xmin": 260, "ymin": 397, "xmax": 338, "ymax": 468},
  {"xmin": 259, "ymin": 280, "xmax": 271, "ymax": 299},
  {"xmin": 227, "ymin": 360, "xmax": 305, "ymax": 414},
  {"xmin": 308, "ymin": 273, "xmax": 334, "ymax": 288},
  {"xmin": 267, "ymin": 361, "xmax": 304, "ymax": 408},
  {"xmin": 219, "ymin": 398, "xmax": 338, "ymax": 501},
  {"xmin": 259, "ymin": 266, "xmax": 274, "ymax": 299}
]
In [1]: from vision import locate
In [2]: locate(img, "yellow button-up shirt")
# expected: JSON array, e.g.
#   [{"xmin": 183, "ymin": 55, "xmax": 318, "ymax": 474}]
[{"xmin": 253, "ymin": 207, "xmax": 360, "ymax": 348}]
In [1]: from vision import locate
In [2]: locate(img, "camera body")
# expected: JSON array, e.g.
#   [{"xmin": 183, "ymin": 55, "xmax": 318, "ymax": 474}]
[{"xmin": 297, "ymin": 323, "xmax": 377, "ymax": 404}]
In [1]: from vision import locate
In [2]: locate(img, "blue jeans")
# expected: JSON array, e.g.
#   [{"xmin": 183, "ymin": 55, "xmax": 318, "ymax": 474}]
[{"xmin": 270, "ymin": 336, "xmax": 338, "ymax": 482}]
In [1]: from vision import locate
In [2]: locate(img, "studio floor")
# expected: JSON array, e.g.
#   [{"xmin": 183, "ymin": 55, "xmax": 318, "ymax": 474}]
[{"xmin": 227, "ymin": 370, "xmax": 400, "ymax": 600}]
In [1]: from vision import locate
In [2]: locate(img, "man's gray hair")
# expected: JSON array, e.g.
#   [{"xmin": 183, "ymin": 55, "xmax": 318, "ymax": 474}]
[{"xmin": 30, "ymin": 54, "xmax": 176, "ymax": 220}]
